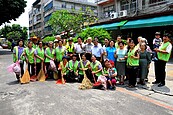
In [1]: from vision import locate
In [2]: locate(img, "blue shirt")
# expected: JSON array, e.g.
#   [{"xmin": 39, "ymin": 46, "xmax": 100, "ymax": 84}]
[
  {"xmin": 106, "ymin": 47, "xmax": 116, "ymax": 62},
  {"xmin": 91, "ymin": 45, "xmax": 103, "ymax": 57},
  {"xmin": 116, "ymin": 48, "xmax": 127, "ymax": 62}
]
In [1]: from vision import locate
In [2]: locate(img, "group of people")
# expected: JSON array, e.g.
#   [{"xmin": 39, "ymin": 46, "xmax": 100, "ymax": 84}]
[{"xmin": 12, "ymin": 32, "xmax": 172, "ymax": 90}]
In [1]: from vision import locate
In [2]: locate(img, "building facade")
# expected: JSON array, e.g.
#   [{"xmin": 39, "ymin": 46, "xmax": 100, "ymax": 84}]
[
  {"xmin": 29, "ymin": 0, "xmax": 97, "ymax": 38},
  {"xmin": 93, "ymin": 0, "xmax": 173, "ymax": 45},
  {"xmin": 96, "ymin": 0, "xmax": 173, "ymax": 22}
]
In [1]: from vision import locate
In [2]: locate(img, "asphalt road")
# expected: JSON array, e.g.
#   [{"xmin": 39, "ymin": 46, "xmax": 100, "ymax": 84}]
[{"xmin": 0, "ymin": 49, "xmax": 173, "ymax": 115}]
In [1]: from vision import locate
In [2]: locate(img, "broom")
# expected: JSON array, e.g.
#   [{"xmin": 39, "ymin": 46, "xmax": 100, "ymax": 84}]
[
  {"xmin": 56, "ymin": 63, "xmax": 65, "ymax": 84},
  {"xmin": 20, "ymin": 63, "xmax": 30, "ymax": 84},
  {"xmin": 78, "ymin": 54, "xmax": 93, "ymax": 90},
  {"xmin": 37, "ymin": 62, "xmax": 46, "ymax": 82}
]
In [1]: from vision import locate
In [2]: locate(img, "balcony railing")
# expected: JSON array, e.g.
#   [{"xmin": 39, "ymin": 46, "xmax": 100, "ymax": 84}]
[{"xmin": 53, "ymin": 6, "xmax": 98, "ymax": 16}]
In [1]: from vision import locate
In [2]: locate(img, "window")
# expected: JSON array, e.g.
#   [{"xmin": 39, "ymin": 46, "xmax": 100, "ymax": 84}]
[
  {"xmin": 103, "ymin": 5, "xmax": 115, "ymax": 17},
  {"xmin": 120, "ymin": 0, "xmax": 136, "ymax": 12},
  {"xmin": 62, "ymin": 2, "xmax": 66, "ymax": 8},
  {"xmin": 44, "ymin": 14, "xmax": 52, "ymax": 23},
  {"xmin": 44, "ymin": 1, "xmax": 53, "ymax": 13},
  {"xmin": 71, "ymin": 4, "xmax": 75, "ymax": 9},
  {"xmin": 36, "ymin": 14, "xmax": 41, "ymax": 21},
  {"xmin": 82, "ymin": 5, "xmax": 86, "ymax": 11},
  {"xmin": 149, "ymin": 0, "xmax": 165, "ymax": 4}
]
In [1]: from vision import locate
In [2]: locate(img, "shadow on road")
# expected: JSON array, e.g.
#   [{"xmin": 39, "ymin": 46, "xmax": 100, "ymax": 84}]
[
  {"xmin": 0, "ymin": 49, "xmax": 12, "ymax": 55},
  {"xmin": 7, "ymin": 81, "xmax": 19, "ymax": 85}
]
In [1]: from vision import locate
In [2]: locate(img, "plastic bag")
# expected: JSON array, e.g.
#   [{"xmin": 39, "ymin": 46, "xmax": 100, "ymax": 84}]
[
  {"xmin": 49, "ymin": 60, "xmax": 56, "ymax": 71},
  {"xmin": 7, "ymin": 61, "xmax": 21, "ymax": 75}
]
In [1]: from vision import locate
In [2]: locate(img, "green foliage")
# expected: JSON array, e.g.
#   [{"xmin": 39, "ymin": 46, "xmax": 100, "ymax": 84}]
[
  {"xmin": 7, "ymin": 41, "xmax": 12, "ymax": 49},
  {"xmin": 48, "ymin": 7, "xmax": 97, "ymax": 35},
  {"xmin": 77, "ymin": 28, "xmax": 111, "ymax": 43},
  {"xmin": 0, "ymin": 24, "xmax": 28, "ymax": 41},
  {"xmin": 0, "ymin": 0, "xmax": 27, "ymax": 25},
  {"xmin": 42, "ymin": 36, "xmax": 55, "ymax": 43}
]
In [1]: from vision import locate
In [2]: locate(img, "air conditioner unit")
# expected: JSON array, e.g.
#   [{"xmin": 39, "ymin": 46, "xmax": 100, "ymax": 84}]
[
  {"xmin": 110, "ymin": 12, "xmax": 118, "ymax": 19},
  {"xmin": 118, "ymin": 10, "xmax": 127, "ymax": 17}
]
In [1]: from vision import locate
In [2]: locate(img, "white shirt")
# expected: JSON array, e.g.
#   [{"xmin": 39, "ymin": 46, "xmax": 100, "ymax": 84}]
[{"xmin": 74, "ymin": 43, "xmax": 85, "ymax": 54}]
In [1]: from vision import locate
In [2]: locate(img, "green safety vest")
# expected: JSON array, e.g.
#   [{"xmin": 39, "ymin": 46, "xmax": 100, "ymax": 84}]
[
  {"xmin": 158, "ymin": 42, "xmax": 172, "ymax": 62},
  {"xmin": 36, "ymin": 47, "xmax": 44, "ymax": 63},
  {"xmin": 68, "ymin": 60, "xmax": 78, "ymax": 72},
  {"xmin": 45, "ymin": 47, "xmax": 55, "ymax": 63},
  {"xmin": 90, "ymin": 60, "xmax": 102, "ymax": 77},
  {"xmin": 13, "ymin": 46, "xmax": 25, "ymax": 62},
  {"xmin": 66, "ymin": 44, "xmax": 74, "ymax": 53},
  {"xmin": 55, "ymin": 46, "xmax": 65, "ymax": 62},
  {"xmin": 115, "ymin": 42, "xmax": 119, "ymax": 49},
  {"xmin": 78, "ymin": 60, "xmax": 90, "ymax": 75},
  {"xmin": 25, "ymin": 47, "xmax": 35, "ymax": 64},
  {"xmin": 127, "ymin": 48, "xmax": 139, "ymax": 66},
  {"xmin": 13, "ymin": 46, "xmax": 18, "ymax": 62},
  {"xmin": 60, "ymin": 61, "xmax": 68, "ymax": 74},
  {"xmin": 33, "ymin": 44, "xmax": 37, "ymax": 49},
  {"xmin": 103, "ymin": 67, "xmax": 109, "ymax": 74}
]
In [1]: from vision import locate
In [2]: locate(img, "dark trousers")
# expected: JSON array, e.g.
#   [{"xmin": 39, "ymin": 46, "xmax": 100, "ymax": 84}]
[
  {"xmin": 16, "ymin": 62, "xmax": 24, "ymax": 79},
  {"xmin": 66, "ymin": 71, "xmax": 78, "ymax": 82},
  {"xmin": 128, "ymin": 66, "xmax": 139, "ymax": 86},
  {"xmin": 154, "ymin": 60, "xmax": 160, "ymax": 82},
  {"xmin": 45, "ymin": 62, "xmax": 53, "ymax": 79},
  {"xmin": 156, "ymin": 60, "xmax": 167, "ymax": 84},
  {"xmin": 36, "ymin": 63, "xmax": 41, "ymax": 76},
  {"xmin": 28, "ymin": 63, "xmax": 35, "ymax": 76}
]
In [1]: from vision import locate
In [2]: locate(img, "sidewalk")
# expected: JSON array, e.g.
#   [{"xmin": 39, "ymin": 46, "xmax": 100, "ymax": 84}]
[{"xmin": 141, "ymin": 61, "xmax": 173, "ymax": 96}]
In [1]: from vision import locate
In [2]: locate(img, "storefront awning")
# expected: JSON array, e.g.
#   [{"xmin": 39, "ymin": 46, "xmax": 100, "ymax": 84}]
[
  {"xmin": 91, "ymin": 20, "xmax": 127, "ymax": 30},
  {"xmin": 121, "ymin": 15, "xmax": 173, "ymax": 29}
]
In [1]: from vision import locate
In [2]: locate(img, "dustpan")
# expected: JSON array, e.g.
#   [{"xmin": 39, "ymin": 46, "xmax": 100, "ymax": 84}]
[
  {"xmin": 78, "ymin": 54, "xmax": 93, "ymax": 90},
  {"xmin": 20, "ymin": 64, "xmax": 30, "ymax": 84},
  {"xmin": 37, "ymin": 62, "xmax": 46, "ymax": 82}
]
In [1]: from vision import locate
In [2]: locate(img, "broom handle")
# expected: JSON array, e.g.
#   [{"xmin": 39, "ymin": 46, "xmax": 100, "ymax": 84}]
[{"xmin": 78, "ymin": 54, "xmax": 86, "ymax": 76}]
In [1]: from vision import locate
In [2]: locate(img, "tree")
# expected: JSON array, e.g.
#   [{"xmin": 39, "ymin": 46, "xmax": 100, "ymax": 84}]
[
  {"xmin": 77, "ymin": 28, "xmax": 111, "ymax": 43},
  {"xmin": 48, "ymin": 7, "xmax": 97, "ymax": 35},
  {"xmin": 0, "ymin": 0, "xmax": 27, "ymax": 25},
  {"xmin": 0, "ymin": 24, "xmax": 28, "ymax": 41}
]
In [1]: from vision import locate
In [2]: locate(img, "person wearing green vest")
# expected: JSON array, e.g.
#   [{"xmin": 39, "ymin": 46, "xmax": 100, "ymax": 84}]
[
  {"xmin": 78, "ymin": 54, "xmax": 91, "ymax": 83},
  {"xmin": 89, "ymin": 55, "xmax": 103, "ymax": 82},
  {"xmin": 31, "ymin": 36, "xmax": 38, "ymax": 49},
  {"xmin": 153, "ymin": 33, "xmax": 172, "ymax": 87},
  {"xmin": 67, "ymin": 54, "xmax": 79, "ymax": 82},
  {"xmin": 55, "ymin": 40, "xmax": 66, "ymax": 69},
  {"xmin": 45, "ymin": 41, "xmax": 55, "ymax": 79},
  {"xmin": 34, "ymin": 41, "xmax": 45, "ymax": 76},
  {"xmin": 24, "ymin": 41, "xmax": 36, "ymax": 77},
  {"xmin": 126, "ymin": 40, "xmax": 139, "ymax": 88},
  {"xmin": 66, "ymin": 38, "xmax": 75, "ymax": 58},
  {"xmin": 13, "ymin": 39, "xmax": 25, "ymax": 81},
  {"xmin": 58, "ymin": 56, "xmax": 68, "ymax": 81}
]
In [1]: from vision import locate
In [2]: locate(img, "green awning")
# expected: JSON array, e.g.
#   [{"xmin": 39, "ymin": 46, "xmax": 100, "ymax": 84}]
[
  {"xmin": 121, "ymin": 15, "xmax": 173, "ymax": 29},
  {"xmin": 91, "ymin": 22, "xmax": 119, "ymax": 30},
  {"xmin": 117, "ymin": 20, "xmax": 128, "ymax": 27}
]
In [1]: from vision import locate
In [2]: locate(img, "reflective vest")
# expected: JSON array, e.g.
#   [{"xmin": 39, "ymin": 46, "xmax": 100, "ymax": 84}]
[
  {"xmin": 55, "ymin": 46, "xmax": 65, "ymax": 62},
  {"xmin": 33, "ymin": 44, "xmax": 37, "ymax": 49},
  {"xmin": 127, "ymin": 48, "xmax": 139, "ymax": 66},
  {"xmin": 66, "ymin": 44, "xmax": 74, "ymax": 53},
  {"xmin": 78, "ymin": 60, "xmax": 90, "ymax": 75},
  {"xmin": 68, "ymin": 60, "xmax": 78, "ymax": 72},
  {"xmin": 25, "ymin": 47, "xmax": 35, "ymax": 64},
  {"xmin": 158, "ymin": 42, "xmax": 172, "ymax": 62},
  {"xmin": 36, "ymin": 47, "xmax": 44, "ymax": 63},
  {"xmin": 90, "ymin": 60, "xmax": 102, "ymax": 77},
  {"xmin": 45, "ymin": 47, "xmax": 55, "ymax": 63},
  {"xmin": 60, "ymin": 61, "xmax": 68, "ymax": 74},
  {"xmin": 13, "ymin": 46, "xmax": 25, "ymax": 62}
]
